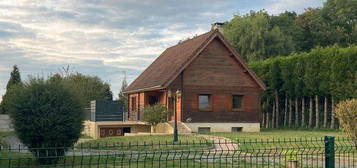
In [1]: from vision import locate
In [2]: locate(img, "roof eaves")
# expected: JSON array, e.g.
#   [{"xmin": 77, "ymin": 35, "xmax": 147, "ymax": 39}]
[{"xmin": 123, "ymin": 85, "xmax": 165, "ymax": 94}]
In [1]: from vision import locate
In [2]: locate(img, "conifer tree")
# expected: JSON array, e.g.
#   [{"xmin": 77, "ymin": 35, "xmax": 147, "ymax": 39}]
[
  {"xmin": 118, "ymin": 72, "xmax": 128, "ymax": 112},
  {"xmin": 0, "ymin": 65, "xmax": 22, "ymax": 114}
]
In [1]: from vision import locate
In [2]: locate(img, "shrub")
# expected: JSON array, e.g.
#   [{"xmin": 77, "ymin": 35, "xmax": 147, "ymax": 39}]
[
  {"xmin": 335, "ymin": 99, "xmax": 357, "ymax": 146},
  {"xmin": 142, "ymin": 104, "xmax": 169, "ymax": 132},
  {"xmin": 7, "ymin": 78, "xmax": 84, "ymax": 165}
]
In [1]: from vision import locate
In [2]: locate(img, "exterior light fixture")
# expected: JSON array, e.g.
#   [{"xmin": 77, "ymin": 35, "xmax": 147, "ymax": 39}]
[{"xmin": 176, "ymin": 90, "xmax": 181, "ymax": 98}]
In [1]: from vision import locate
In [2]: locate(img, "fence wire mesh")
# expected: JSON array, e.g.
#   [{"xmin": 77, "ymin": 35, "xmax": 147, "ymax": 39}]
[{"xmin": 0, "ymin": 137, "xmax": 356, "ymax": 168}]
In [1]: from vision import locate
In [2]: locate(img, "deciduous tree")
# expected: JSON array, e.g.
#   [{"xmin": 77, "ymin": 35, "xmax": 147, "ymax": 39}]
[{"xmin": 142, "ymin": 104, "xmax": 169, "ymax": 132}]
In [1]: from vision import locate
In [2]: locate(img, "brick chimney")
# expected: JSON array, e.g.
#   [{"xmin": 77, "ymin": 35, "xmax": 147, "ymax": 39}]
[{"xmin": 211, "ymin": 22, "xmax": 224, "ymax": 34}]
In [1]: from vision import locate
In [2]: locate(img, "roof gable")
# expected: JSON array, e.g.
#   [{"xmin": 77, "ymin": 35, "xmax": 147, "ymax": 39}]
[
  {"xmin": 183, "ymin": 38, "xmax": 259, "ymax": 87},
  {"xmin": 125, "ymin": 30, "xmax": 266, "ymax": 93}
]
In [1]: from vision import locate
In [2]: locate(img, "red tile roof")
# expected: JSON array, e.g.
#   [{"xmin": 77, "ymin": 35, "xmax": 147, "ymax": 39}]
[{"xmin": 125, "ymin": 29, "xmax": 266, "ymax": 93}]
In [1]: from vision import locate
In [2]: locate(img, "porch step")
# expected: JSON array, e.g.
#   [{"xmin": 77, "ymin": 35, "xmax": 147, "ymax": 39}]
[{"xmin": 167, "ymin": 121, "xmax": 192, "ymax": 134}]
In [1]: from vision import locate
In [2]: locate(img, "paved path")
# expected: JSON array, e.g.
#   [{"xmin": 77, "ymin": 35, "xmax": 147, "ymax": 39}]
[
  {"xmin": 2, "ymin": 136, "xmax": 24, "ymax": 148},
  {"xmin": 196, "ymin": 134, "xmax": 238, "ymax": 153},
  {"xmin": 1, "ymin": 136, "xmax": 93, "ymax": 153}
]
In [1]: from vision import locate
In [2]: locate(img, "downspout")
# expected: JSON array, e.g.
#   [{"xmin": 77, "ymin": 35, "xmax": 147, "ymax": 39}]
[
  {"xmin": 138, "ymin": 93, "xmax": 140, "ymax": 120},
  {"xmin": 181, "ymin": 71, "xmax": 184, "ymax": 122},
  {"xmin": 127, "ymin": 94, "xmax": 130, "ymax": 121}
]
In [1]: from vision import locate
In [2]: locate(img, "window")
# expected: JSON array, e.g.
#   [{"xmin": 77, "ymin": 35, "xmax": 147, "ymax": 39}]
[
  {"xmin": 198, "ymin": 127, "xmax": 211, "ymax": 133},
  {"xmin": 232, "ymin": 95, "xmax": 243, "ymax": 110},
  {"xmin": 131, "ymin": 97, "xmax": 137, "ymax": 111},
  {"xmin": 123, "ymin": 127, "xmax": 131, "ymax": 133},
  {"xmin": 231, "ymin": 127, "xmax": 243, "ymax": 132},
  {"xmin": 199, "ymin": 94, "xmax": 211, "ymax": 111}
]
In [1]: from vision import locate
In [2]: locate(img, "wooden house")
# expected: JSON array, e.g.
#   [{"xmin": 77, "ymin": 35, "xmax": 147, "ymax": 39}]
[{"xmin": 124, "ymin": 27, "xmax": 266, "ymax": 133}]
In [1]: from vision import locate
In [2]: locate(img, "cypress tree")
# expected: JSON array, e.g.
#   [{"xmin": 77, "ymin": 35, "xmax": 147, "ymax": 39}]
[
  {"xmin": 118, "ymin": 73, "xmax": 128, "ymax": 112},
  {"xmin": 249, "ymin": 45, "xmax": 357, "ymax": 129},
  {"xmin": 0, "ymin": 65, "xmax": 22, "ymax": 114}
]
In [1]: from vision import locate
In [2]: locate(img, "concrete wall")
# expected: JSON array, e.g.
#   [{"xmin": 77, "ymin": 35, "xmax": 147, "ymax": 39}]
[
  {"xmin": 82, "ymin": 120, "xmax": 151, "ymax": 139},
  {"xmin": 0, "ymin": 115, "xmax": 13, "ymax": 132},
  {"xmin": 184, "ymin": 123, "xmax": 260, "ymax": 133}
]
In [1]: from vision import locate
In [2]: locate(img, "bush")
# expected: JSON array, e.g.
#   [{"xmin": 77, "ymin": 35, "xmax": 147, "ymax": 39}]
[
  {"xmin": 142, "ymin": 104, "xmax": 169, "ymax": 132},
  {"xmin": 7, "ymin": 78, "xmax": 84, "ymax": 165},
  {"xmin": 335, "ymin": 99, "xmax": 357, "ymax": 146}
]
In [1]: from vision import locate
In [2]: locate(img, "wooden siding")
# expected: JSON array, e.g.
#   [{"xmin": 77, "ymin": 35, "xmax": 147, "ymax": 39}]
[
  {"xmin": 128, "ymin": 37, "xmax": 263, "ymax": 123},
  {"xmin": 183, "ymin": 38, "xmax": 257, "ymax": 87},
  {"xmin": 181, "ymin": 38, "xmax": 262, "ymax": 123},
  {"xmin": 128, "ymin": 92, "xmax": 145, "ymax": 120}
]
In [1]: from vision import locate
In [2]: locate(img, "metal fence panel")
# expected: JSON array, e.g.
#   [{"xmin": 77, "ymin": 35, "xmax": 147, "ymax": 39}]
[{"xmin": 0, "ymin": 137, "xmax": 356, "ymax": 168}]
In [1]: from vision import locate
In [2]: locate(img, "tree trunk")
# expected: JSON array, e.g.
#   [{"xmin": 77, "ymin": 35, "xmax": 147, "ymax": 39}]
[
  {"xmin": 261, "ymin": 100, "xmax": 265, "ymax": 127},
  {"xmin": 266, "ymin": 110, "xmax": 270, "ymax": 128},
  {"xmin": 262, "ymin": 110, "xmax": 265, "ymax": 128},
  {"xmin": 301, "ymin": 98, "xmax": 305, "ymax": 128},
  {"xmin": 289, "ymin": 98, "xmax": 292, "ymax": 128},
  {"xmin": 284, "ymin": 96, "xmax": 288, "ymax": 127},
  {"xmin": 309, "ymin": 97, "xmax": 313, "ymax": 128},
  {"xmin": 323, "ymin": 96, "xmax": 328, "ymax": 128},
  {"xmin": 315, "ymin": 95, "xmax": 319, "ymax": 128},
  {"xmin": 295, "ymin": 98, "xmax": 299, "ymax": 127},
  {"xmin": 275, "ymin": 92, "xmax": 280, "ymax": 128},
  {"xmin": 272, "ymin": 103, "xmax": 276, "ymax": 128},
  {"xmin": 330, "ymin": 97, "xmax": 335, "ymax": 129}
]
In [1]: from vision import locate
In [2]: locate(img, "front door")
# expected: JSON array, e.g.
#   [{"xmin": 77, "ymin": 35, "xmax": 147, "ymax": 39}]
[{"xmin": 148, "ymin": 96, "xmax": 159, "ymax": 105}]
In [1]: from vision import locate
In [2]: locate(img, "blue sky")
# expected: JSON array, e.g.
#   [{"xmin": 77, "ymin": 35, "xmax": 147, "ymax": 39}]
[{"xmin": 0, "ymin": 0, "xmax": 325, "ymax": 101}]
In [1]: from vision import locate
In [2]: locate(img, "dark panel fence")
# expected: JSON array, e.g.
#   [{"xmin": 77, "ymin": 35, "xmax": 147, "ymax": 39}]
[
  {"xmin": 85, "ymin": 100, "xmax": 125, "ymax": 122},
  {"xmin": 0, "ymin": 136, "xmax": 356, "ymax": 168}
]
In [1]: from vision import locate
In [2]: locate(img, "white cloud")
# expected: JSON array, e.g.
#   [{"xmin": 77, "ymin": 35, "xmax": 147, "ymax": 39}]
[
  {"xmin": 265, "ymin": 0, "xmax": 326, "ymax": 15},
  {"xmin": 0, "ymin": 66, "xmax": 9, "ymax": 72},
  {"xmin": 0, "ymin": 0, "xmax": 324, "ymax": 99}
]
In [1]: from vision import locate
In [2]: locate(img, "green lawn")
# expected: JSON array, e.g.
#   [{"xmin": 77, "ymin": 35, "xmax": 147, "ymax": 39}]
[
  {"xmin": 210, "ymin": 128, "xmax": 345, "ymax": 140},
  {"xmin": 0, "ymin": 131, "xmax": 15, "ymax": 139},
  {"xmin": 77, "ymin": 134, "xmax": 212, "ymax": 151},
  {"xmin": 80, "ymin": 133, "xmax": 93, "ymax": 139},
  {"xmin": 1, "ymin": 130, "xmax": 352, "ymax": 168},
  {"xmin": 209, "ymin": 129, "xmax": 349, "ymax": 151},
  {"xmin": 1, "ymin": 154, "xmax": 262, "ymax": 168}
]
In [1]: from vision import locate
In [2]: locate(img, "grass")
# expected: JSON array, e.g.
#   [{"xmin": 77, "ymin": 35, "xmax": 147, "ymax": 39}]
[
  {"xmin": 210, "ymin": 128, "xmax": 345, "ymax": 140},
  {"xmin": 76, "ymin": 134, "xmax": 212, "ymax": 151},
  {"xmin": 80, "ymin": 134, "xmax": 93, "ymax": 139},
  {"xmin": 0, "ymin": 131, "xmax": 15, "ymax": 139},
  {"xmin": 0, "ymin": 154, "xmax": 265, "ymax": 168},
  {"xmin": 1, "ymin": 130, "xmax": 354, "ymax": 168},
  {"xmin": 208, "ymin": 128, "xmax": 349, "ymax": 151}
]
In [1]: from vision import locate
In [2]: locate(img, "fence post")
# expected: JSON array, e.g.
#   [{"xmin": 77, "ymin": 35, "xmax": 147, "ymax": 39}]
[{"xmin": 325, "ymin": 136, "xmax": 335, "ymax": 168}]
